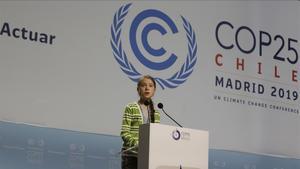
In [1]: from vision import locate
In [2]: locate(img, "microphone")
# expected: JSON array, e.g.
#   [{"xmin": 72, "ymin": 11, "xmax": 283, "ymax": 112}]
[
  {"xmin": 157, "ymin": 103, "xmax": 183, "ymax": 128},
  {"xmin": 157, "ymin": 102, "xmax": 163, "ymax": 109}
]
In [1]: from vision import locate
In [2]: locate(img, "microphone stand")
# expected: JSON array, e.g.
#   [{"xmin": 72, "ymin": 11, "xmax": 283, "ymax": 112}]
[{"xmin": 158, "ymin": 104, "xmax": 183, "ymax": 128}]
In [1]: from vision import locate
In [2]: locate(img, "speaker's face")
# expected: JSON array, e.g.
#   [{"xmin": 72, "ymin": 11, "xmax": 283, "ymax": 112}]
[{"xmin": 138, "ymin": 78, "xmax": 156, "ymax": 100}]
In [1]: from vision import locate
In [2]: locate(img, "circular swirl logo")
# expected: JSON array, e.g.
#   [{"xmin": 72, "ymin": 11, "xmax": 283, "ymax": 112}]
[
  {"xmin": 110, "ymin": 3, "xmax": 198, "ymax": 89},
  {"xmin": 172, "ymin": 129, "xmax": 181, "ymax": 140}
]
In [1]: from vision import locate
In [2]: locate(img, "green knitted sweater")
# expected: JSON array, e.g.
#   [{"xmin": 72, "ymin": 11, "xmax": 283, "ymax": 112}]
[{"xmin": 120, "ymin": 102, "xmax": 160, "ymax": 155}]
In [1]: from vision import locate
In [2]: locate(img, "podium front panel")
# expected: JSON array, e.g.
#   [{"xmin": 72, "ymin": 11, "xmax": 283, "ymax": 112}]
[{"xmin": 138, "ymin": 123, "xmax": 209, "ymax": 169}]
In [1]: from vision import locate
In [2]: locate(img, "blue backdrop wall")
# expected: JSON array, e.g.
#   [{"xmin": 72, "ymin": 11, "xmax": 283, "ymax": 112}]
[{"xmin": 1, "ymin": 121, "xmax": 299, "ymax": 169}]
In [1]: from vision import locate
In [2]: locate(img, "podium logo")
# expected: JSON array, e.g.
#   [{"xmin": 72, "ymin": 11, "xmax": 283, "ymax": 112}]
[
  {"xmin": 172, "ymin": 129, "xmax": 181, "ymax": 140},
  {"xmin": 110, "ymin": 3, "xmax": 198, "ymax": 89},
  {"xmin": 172, "ymin": 129, "xmax": 191, "ymax": 141}
]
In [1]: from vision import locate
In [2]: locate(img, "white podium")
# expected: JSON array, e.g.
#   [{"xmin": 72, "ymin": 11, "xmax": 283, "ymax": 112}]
[{"xmin": 138, "ymin": 123, "xmax": 209, "ymax": 169}]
